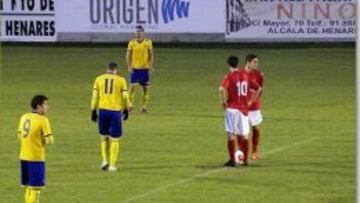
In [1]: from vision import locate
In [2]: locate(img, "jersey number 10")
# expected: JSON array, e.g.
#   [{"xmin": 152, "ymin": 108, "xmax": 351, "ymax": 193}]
[
  {"xmin": 236, "ymin": 81, "xmax": 248, "ymax": 96},
  {"xmin": 104, "ymin": 79, "xmax": 114, "ymax": 94}
]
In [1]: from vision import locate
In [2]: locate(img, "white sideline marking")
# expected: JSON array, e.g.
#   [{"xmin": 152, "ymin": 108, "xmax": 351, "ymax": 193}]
[{"xmin": 121, "ymin": 137, "xmax": 320, "ymax": 203}]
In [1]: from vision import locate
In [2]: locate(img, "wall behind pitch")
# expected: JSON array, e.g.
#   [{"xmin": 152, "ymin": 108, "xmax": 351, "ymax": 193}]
[{"xmin": 0, "ymin": 0, "xmax": 356, "ymax": 42}]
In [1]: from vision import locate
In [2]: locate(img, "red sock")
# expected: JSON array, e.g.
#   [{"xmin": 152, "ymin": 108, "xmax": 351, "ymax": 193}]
[
  {"xmin": 227, "ymin": 140, "xmax": 235, "ymax": 162},
  {"xmin": 236, "ymin": 136, "xmax": 242, "ymax": 151},
  {"xmin": 237, "ymin": 136, "xmax": 249, "ymax": 163},
  {"xmin": 252, "ymin": 128, "xmax": 260, "ymax": 153}
]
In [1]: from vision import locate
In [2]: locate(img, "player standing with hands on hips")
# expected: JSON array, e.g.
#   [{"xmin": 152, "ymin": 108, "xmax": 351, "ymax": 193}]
[
  {"xmin": 246, "ymin": 54, "xmax": 264, "ymax": 160},
  {"xmin": 126, "ymin": 25, "xmax": 154, "ymax": 114},
  {"xmin": 91, "ymin": 62, "xmax": 130, "ymax": 172}
]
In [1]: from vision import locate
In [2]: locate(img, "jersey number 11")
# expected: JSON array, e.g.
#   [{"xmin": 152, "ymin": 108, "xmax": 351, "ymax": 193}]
[{"xmin": 104, "ymin": 79, "xmax": 114, "ymax": 94}]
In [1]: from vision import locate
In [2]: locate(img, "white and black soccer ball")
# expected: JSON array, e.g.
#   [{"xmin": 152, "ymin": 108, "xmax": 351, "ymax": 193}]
[{"xmin": 235, "ymin": 150, "xmax": 244, "ymax": 164}]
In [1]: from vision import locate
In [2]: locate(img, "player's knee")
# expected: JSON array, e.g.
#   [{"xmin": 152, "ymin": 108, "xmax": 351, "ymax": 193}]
[
  {"xmin": 227, "ymin": 134, "xmax": 235, "ymax": 140},
  {"xmin": 142, "ymin": 86, "xmax": 149, "ymax": 93},
  {"xmin": 100, "ymin": 136, "xmax": 108, "ymax": 141},
  {"xmin": 130, "ymin": 85, "xmax": 136, "ymax": 92},
  {"xmin": 110, "ymin": 137, "xmax": 120, "ymax": 142},
  {"xmin": 29, "ymin": 187, "xmax": 41, "ymax": 191},
  {"xmin": 237, "ymin": 134, "xmax": 248, "ymax": 140}
]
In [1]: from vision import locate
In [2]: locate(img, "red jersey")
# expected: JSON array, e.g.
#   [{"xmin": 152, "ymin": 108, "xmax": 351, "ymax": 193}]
[
  {"xmin": 220, "ymin": 69, "xmax": 258, "ymax": 115},
  {"xmin": 248, "ymin": 69, "xmax": 264, "ymax": 111}
]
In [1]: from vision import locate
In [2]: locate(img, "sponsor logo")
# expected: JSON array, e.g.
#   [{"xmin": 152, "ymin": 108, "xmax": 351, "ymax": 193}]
[
  {"xmin": 162, "ymin": 0, "xmax": 190, "ymax": 24},
  {"xmin": 226, "ymin": 0, "xmax": 251, "ymax": 34},
  {"xmin": 90, "ymin": 0, "xmax": 190, "ymax": 26}
]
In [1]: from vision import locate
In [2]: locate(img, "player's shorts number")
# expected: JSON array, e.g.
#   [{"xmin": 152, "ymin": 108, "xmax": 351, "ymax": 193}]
[
  {"xmin": 104, "ymin": 79, "xmax": 114, "ymax": 94},
  {"xmin": 237, "ymin": 81, "xmax": 248, "ymax": 96},
  {"xmin": 23, "ymin": 119, "xmax": 31, "ymax": 138}
]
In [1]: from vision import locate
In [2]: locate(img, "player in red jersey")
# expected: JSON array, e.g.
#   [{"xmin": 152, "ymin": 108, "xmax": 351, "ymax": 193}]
[
  {"xmin": 246, "ymin": 54, "xmax": 264, "ymax": 160},
  {"xmin": 219, "ymin": 56, "xmax": 261, "ymax": 167},
  {"xmin": 236, "ymin": 57, "xmax": 262, "ymax": 166}
]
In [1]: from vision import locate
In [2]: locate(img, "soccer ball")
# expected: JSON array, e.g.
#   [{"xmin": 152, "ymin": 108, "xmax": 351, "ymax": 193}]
[{"xmin": 235, "ymin": 150, "xmax": 244, "ymax": 164}]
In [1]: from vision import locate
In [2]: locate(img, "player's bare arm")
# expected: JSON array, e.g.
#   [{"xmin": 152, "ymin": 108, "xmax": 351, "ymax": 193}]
[
  {"xmin": 122, "ymin": 89, "xmax": 130, "ymax": 120},
  {"xmin": 45, "ymin": 136, "xmax": 55, "ymax": 144},
  {"xmin": 126, "ymin": 49, "xmax": 132, "ymax": 73},
  {"xmin": 219, "ymin": 87, "xmax": 228, "ymax": 110},
  {"xmin": 149, "ymin": 48, "xmax": 154, "ymax": 72},
  {"xmin": 90, "ymin": 81, "xmax": 99, "ymax": 122},
  {"xmin": 259, "ymin": 77, "xmax": 264, "ymax": 97},
  {"xmin": 248, "ymin": 86, "xmax": 262, "ymax": 106}
]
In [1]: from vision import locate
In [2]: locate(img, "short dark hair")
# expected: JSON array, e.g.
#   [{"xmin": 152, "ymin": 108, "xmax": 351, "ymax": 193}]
[
  {"xmin": 245, "ymin": 54, "xmax": 258, "ymax": 63},
  {"xmin": 108, "ymin": 62, "xmax": 118, "ymax": 70},
  {"xmin": 227, "ymin": 56, "xmax": 239, "ymax": 68},
  {"xmin": 135, "ymin": 25, "xmax": 144, "ymax": 32},
  {"xmin": 31, "ymin": 95, "xmax": 48, "ymax": 110}
]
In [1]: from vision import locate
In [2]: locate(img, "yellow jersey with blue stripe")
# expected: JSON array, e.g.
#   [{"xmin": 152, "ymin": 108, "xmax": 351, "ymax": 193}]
[
  {"xmin": 18, "ymin": 113, "xmax": 52, "ymax": 161},
  {"xmin": 127, "ymin": 38, "xmax": 153, "ymax": 69},
  {"xmin": 91, "ymin": 73, "xmax": 129, "ymax": 111}
]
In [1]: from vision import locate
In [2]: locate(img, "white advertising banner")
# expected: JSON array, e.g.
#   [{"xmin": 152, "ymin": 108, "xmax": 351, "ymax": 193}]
[
  {"xmin": 0, "ymin": 0, "xmax": 57, "ymax": 42},
  {"xmin": 0, "ymin": 0, "xmax": 356, "ymax": 42},
  {"xmin": 55, "ymin": 0, "xmax": 225, "ymax": 33},
  {"xmin": 225, "ymin": 0, "xmax": 356, "ymax": 40}
]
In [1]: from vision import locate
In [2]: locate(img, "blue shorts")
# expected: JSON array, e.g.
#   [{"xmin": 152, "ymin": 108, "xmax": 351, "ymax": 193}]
[
  {"xmin": 98, "ymin": 109, "xmax": 122, "ymax": 138},
  {"xmin": 130, "ymin": 69, "xmax": 150, "ymax": 86},
  {"xmin": 21, "ymin": 160, "xmax": 45, "ymax": 187}
]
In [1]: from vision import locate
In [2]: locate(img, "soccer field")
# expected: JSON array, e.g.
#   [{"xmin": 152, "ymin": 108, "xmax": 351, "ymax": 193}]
[{"xmin": 0, "ymin": 45, "xmax": 356, "ymax": 203}]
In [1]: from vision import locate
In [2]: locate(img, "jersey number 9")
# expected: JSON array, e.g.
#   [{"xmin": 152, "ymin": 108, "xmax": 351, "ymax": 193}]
[{"xmin": 23, "ymin": 119, "xmax": 31, "ymax": 138}]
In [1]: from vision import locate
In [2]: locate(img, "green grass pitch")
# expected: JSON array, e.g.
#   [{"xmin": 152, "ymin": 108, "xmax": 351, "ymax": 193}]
[{"xmin": 0, "ymin": 45, "xmax": 355, "ymax": 202}]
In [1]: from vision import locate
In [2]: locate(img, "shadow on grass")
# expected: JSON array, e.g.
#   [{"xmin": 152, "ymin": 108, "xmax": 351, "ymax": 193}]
[
  {"xmin": 151, "ymin": 113, "xmax": 222, "ymax": 119},
  {"xmin": 122, "ymin": 164, "xmax": 192, "ymax": 171},
  {"xmin": 195, "ymin": 162, "xmax": 269, "ymax": 170}
]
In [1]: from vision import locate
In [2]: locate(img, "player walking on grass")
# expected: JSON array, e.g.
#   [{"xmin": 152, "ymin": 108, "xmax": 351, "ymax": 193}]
[
  {"xmin": 91, "ymin": 62, "xmax": 130, "ymax": 172},
  {"xmin": 18, "ymin": 95, "xmax": 54, "ymax": 203},
  {"xmin": 126, "ymin": 25, "xmax": 154, "ymax": 114},
  {"xmin": 219, "ymin": 56, "xmax": 261, "ymax": 167},
  {"xmin": 246, "ymin": 54, "xmax": 264, "ymax": 160}
]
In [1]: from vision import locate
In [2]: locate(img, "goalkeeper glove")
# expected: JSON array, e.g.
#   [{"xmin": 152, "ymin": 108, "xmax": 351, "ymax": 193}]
[
  {"xmin": 91, "ymin": 110, "xmax": 98, "ymax": 122},
  {"xmin": 123, "ymin": 109, "xmax": 129, "ymax": 121}
]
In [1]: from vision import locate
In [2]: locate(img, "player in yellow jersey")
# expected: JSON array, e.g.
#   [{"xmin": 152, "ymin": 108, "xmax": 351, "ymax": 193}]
[
  {"xmin": 18, "ymin": 95, "xmax": 54, "ymax": 203},
  {"xmin": 91, "ymin": 62, "xmax": 130, "ymax": 172},
  {"xmin": 126, "ymin": 25, "xmax": 154, "ymax": 114}
]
